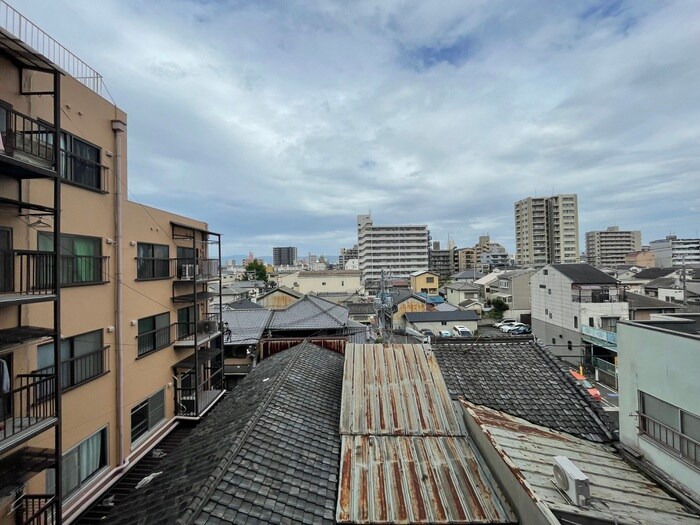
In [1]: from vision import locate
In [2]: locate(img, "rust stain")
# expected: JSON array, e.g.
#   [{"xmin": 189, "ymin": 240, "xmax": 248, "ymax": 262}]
[
  {"xmin": 414, "ymin": 439, "xmax": 448, "ymax": 522},
  {"xmin": 337, "ymin": 439, "xmax": 354, "ymax": 521},
  {"xmin": 401, "ymin": 439, "xmax": 428, "ymax": 522}
]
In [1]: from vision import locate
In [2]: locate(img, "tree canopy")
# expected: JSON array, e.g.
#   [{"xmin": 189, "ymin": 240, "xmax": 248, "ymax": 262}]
[{"xmin": 244, "ymin": 259, "xmax": 268, "ymax": 282}]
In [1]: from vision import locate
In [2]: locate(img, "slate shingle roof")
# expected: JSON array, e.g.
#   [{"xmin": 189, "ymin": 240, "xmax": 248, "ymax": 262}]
[
  {"xmin": 633, "ymin": 267, "xmax": 676, "ymax": 280},
  {"xmin": 221, "ymin": 308, "xmax": 273, "ymax": 345},
  {"xmin": 110, "ymin": 342, "xmax": 345, "ymax": 525},
  {"xmin": 627, "ymin": 292, "xmax": 682, "ymax": 310},
  {"xmin": 269, "ymin": 295, "xmax": 349, "ymax": 330},
  {"xmin": 433, "ymin": 340, "xmax": 614, "ymax": 443},
  {"xmin": 226, "ymin": 298, "xmax": 264, "ymax": 310},
  {"xmin": 550, "ymin": 263, "xmax": 619, "ymax": 284}
]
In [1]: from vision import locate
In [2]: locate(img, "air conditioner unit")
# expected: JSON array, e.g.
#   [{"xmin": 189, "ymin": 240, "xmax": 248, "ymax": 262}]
[
  {"xmin": 181, "ymin": 264, "xmax": 194, "ymax": 280},
  {"xmin": 553, "ymin": 456, "xmax": 590, "ymax": 506}
]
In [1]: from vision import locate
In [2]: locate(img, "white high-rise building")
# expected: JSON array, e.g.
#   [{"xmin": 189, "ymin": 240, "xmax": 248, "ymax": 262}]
[
  {"xmin": 357, "ymin": 214, "xmax": 429, "ymax": 284},
  {"xmin": 585, "ymin": 226, "xmax": 642, "ymax": 267},
  {"xmin": 515, "ymin": 194, "xmax": 579, "ymax": 266},
  {"xmin": 649, "ymin": 236, "xmax": 700, "ymax": 268}
]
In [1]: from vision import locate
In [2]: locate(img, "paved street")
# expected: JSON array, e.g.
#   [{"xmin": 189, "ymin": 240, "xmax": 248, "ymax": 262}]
[{"xmin": 594, "ymin": 380, "xmax": 619, "ymax": 408}]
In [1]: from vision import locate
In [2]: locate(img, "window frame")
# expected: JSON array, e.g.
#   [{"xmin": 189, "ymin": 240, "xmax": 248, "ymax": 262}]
[
  {"xmin": 60, "ymin": 131, "xmax": 103, "ymax": 192},
  {"xmin": 137, "ymin": 312, "xmax": 171, "ymax": 357},
  {"xmin": 130, "ymin": 388, "xmax": 166, "ymax": 447},
  {"xmin": 37, "ymin": 232, "xmax": 105, "ymax": 287},
  {"xmin": 49, "ymin": 426, "xmax": 108, "ymax": 500},
  {"xmin": 136, "ymin": 242, "xmax": 171, "ymax": 280}
]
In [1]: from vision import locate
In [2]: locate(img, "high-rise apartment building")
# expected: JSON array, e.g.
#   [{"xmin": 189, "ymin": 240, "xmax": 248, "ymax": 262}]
[
  {"xmin": 458, "ymin": 235, "xmax": 509, "ymax": 271},
  {"xmin": 357, "ymin": 214, "xmax": 429, "ymax": 285},
  {"xmin": 0, "ymin": 8, "xmax": 223, "ymax": 523},
  {"xmin": 338, "ymin": 244, "xmax": 359, "ymax": 269},
  {"xmin": 428, "ymin": 240, "xmax": 459, "ymax": 281},
  {"xmin": 515, "ymin": 194, "xmax": 579, "ymax": 266},
  {"xmin": 272, "ymin": 246, "xmax": 297, "ymax": 266},
  {"xmin": 585, "ymin": 226, "xmax": 642, "ymax": 266},
  {"xmin": 649, "ymin": 236, "xmax": 700, "ymax": 268}
]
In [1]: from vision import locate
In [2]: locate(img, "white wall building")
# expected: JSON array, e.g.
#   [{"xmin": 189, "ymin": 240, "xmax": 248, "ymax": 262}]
[
  {"xmin": 617, "ymin": 315, "xmax": 700, "ymax": 497},
  {"xmin": 277, "ymin": 270, "xmax": 362, "ymax": 295},
  {"xmin": 357, "ymin": 214, "xmax": 429, "ymax": 284},
  {"xmin": 649, "ymin": 236, "xmax": 700, "ymax": 268}
]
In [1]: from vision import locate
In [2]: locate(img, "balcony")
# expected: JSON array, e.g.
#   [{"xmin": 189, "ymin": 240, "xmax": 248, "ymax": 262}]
[
  {"xmin": 0, "ymin": 250, "xmax": 56, "ymax": 305},
  {"xmin": 174, "ymin": 313, "xmax": 221, "ymax": 347},
  {"xmin": 174, "ymin": 363, "xmax": 224, "ymax": 418},
  {"xmin": 34, "ymin": 346, "xmax": 109, "ymax": 393},
  {"xmin": 135, "ymin": 257, "xmax": 171, "ymax": 280},
  {"xmin": 14, "ymin": 494, "xmax": 57, "ymax": 525},
  {"xmin": 172, "ymin": 258, "xmax": 220, "ymax": 282},
  {"xmin": 0, "ymin": 373, "xmax": 57, "ymax": 454},
  {"xmin": 137, "ymin": 325, "xmax": 172, "ymax": 358},
  {"xmin": 0, "ymin": 107, "xmax": 56, "ymax": 178}
]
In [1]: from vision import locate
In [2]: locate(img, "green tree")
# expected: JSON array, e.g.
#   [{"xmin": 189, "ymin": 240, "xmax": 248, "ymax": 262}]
[
  {"xmin": 244, "ymin": 259, "xmax": 268, "ymax": 282},
  {"xmin": 490, "ymin": 297, "xmax": 509, "ymax": 319}
]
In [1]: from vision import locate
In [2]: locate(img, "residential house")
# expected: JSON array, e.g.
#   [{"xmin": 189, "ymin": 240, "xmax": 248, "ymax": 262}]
[
  {"xmin": 450, "ymin": 269, "xmax": 485, "ymax": 282},
  {"xmin": 531, "ymin": 263, "xmax": 628, "ymax": 365},
  {"xmin": 277, "ymin": 270, "xmax": 362, "ymax": 295},
  {"xmin": 488, "ymin": 268, "xmax": 535, "ymax": 322},
  {"xmin": 387, "ymin": 289, "xmax": 430, "ymax": 333},
  {"xmin": 444, "ymin": 281, "xmax": 481, "ymax": 308},
  {"xmin": 409, "ymin": 270, "xmax": 439, "ymax": 295},
  {"xmin": 256, "ymin": 285, "xmax": 302, "ymax": 310},
  {"xmin": 618, "ymin": 315, "xmax": 700, "ymax": 498}
]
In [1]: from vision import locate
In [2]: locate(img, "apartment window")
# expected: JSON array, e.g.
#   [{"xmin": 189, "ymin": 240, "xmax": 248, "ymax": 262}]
[
  {"xmin": 38, "ymin": 232, "xmax": 104, "ymax": 286},
  {"xmin": 567, "ymin": 341, "xmax": 572, "ymax": 351},
  {"xmin": 589, "ymin": 317, "xmax": 594, "ymax": 327},
  {"xmin": 574, "ymin": 316, "xmax": 578, "ymax": 329},
  {"xmin": 539, "ymin": 284, "xmax": 546, "ymax": 289},
  {"xmin": 177, "ymin": 306, "xmax": 195, "ymax": 339},
  {"xmin": 49, "ymin": 427, "xmax": 108, "ymax": 499},
  {"xmin": 426, "ymin": 277, "xmax": 435, "ymax": 283},
  {"xmin": 639, "ymin": 392, "xmax": 700, "ymax": 468},
  {"xmin": 37, "ymin": 329, "xmax": 106, "ymax": 392},
  {"xmin": 137, "ymin": 243, "xmax": 170, "ymax": 279},
  {"xmin": 131, "ymin": 389, "xmax": 165, "ymax": 445},
  {"xmin": 543, "ymin": 270, "xmax": 548, "ymax": 275},
  {"xmin": 137, "ymin": 313, "xmax": 171, "ymax": 357},
  {"xmin": 61, "ymin": 132, "xmax": 102, "ymax": 190}
]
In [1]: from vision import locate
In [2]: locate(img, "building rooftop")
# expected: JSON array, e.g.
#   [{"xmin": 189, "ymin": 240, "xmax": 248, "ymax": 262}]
[
  {"xmin": 269, "ymin": 294, "xmax": 349, "ymax": 330},
  {"xmin": 445, "ymin": 282, "xmax": 481, "ymax": 291},
  {"xmin": 433, "ymin": 340, "xmax": 614, "ymax": 443},
  {"xmin": 626, "ymin": 292, "xmax": 682, "ymax": 310},
  {"xmin": 221, "ymin": 308, "xmax": 273, "ymax": 345},
  {"xmin": 550, "ymin": 263, "xmax": 619, "ymax": 284},
  {"xmin": 632, "ymin": 267, "xmax": 676, "ymax": 280},
  {"xmin": 257, "ymin": 285, "xmax": 303, "ymax": 301},
  {"xmin": 405, "ymin": 310, "xmax": 480, "ymax": 323}
]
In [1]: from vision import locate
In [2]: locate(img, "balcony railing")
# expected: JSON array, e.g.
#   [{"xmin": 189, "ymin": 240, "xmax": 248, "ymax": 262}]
[
  {"xmin": 61, "ymin": 149, "xmax": 104, "ymax": 190},
  {"xmin": 0, "ymin": 373, "xmax": 56, "ymax": 446},
  {"xmin": 174, "ymin": 366, "xmax": 223, "ymax": 417},
  {"xmin": 34, "ymin": 346, "xmax": 109, "ymax": 392},
  {"xmin": 137, "ymin": 325, "xmax": 172, "ymax": 357},
  {"xmin": 15, "ymin": 494, "xmax": 57, "ymax": 525},
  {"xmin": 572, "ymin": 292, "xmax": 625, "ymax": 303},
  {"xmin": 173, "ymin": 258, "xmax": 220, "ymax": 281},
  {"xmin": 175, "ymin": 313, "xmax": 221, "ymax": 344},
  {"xmin": 639, "ymin": 413, "xmax": 699, "ymax": 469},
  {"xmin": 0, "ymin": 107, "xmax": 55, "ymax": 169},
  {"xmin": 136, "ymin": 257, "xmax": 171, "ymax": 280},
  {"xmin": 59, "ymin": 255, "xmax": 108, "ymax": 286},
  {"xmin": 0, "ymin": 250, "xmax": 55, "ymax": 296}
]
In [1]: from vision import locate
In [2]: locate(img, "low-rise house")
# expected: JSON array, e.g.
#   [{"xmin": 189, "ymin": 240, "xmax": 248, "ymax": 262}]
[
  {"xmin": 410, "ymin": 270, "xmax": 440, "ymax": 294},
  {"xmin": 387, "ymin": 289, "xmax": 431, "ymax": 332},
  {"xmin": 256, "ymin": 285, "xmax": 303, "ymax": 310},
  {"xmin": 627, "ymin": 292, "xmax": 683, "ymax": 320},
  {"xmin": 488, "ymin": 268, "xmax": 535, "ymax": 322},
  {"xmin": 473, "ymin": 270, "xmax": 503, "ymax": 299},
  {"xmin": 644, "ymin": 275, "xmax": 685, "ymax": 302},
  {"xmin": 404, "ymin": 310, "xmax": 480, "ymax": 335},
  {"xmin": 450, "ymin": 269, "xmax": 485, "ymax": 282},
  {"xmin": 444, "ymin": 281, "xmax": 481, "ymax": 307}
]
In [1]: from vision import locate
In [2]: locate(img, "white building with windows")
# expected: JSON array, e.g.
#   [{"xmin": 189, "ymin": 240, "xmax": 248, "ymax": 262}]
[
  {"xmin": 617, "ymin": 315, "xmax": 700, "ymax": 497},
  {"xmin": 357, "ymin": 214, "xmax": 429, "ymax": 285},
  {"xmin": 585, "ymin": 226, "xmax": 642, "ymax": 266},
  {"xmin": 649, "ymin": 236, "xmax": 700, "ymax": 268}
]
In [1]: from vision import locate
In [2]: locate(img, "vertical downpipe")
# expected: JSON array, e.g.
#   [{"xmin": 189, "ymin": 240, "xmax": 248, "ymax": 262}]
[{"xmin": 111, "ymin": 119, "xmax": 126, "ymax": 465}]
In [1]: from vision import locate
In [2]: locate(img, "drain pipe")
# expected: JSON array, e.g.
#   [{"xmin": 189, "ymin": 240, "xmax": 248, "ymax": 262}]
[{"xmin": 111, "ymin": 119, "xmax": 127, "ymax": 466}]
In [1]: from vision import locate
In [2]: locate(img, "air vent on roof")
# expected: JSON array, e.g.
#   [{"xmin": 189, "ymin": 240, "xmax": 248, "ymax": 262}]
[{"xmin": 553, "ymin": 456, "xmax": 590, "ymax": 506}]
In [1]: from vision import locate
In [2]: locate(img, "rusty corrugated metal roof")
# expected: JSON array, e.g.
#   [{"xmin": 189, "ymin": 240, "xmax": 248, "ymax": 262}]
[{"xmin": 337, "ymin": 344, "xmax": 517, "ymax": 524}]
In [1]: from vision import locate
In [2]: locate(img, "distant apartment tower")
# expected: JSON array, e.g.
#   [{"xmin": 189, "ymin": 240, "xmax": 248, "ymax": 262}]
[
  {"xmin": 429, "ymin": 240, "xmax": 459, "ymax": 281},
  {"xmin": 649, "ymin": 236, "xmax": 700, "ymax": 268},
  {"xmin": 357, "ymin": 214, "xmax": 429, "ymax": 284},
  {"xmin": 339, "ymin": 244, "xmax": 359, "ymax": 269},
  {"xmin": 273, "ymin": 246, "xmax": 297, "ymax": 266},
  {"xmin": 585, "ymin": 226, "xmax": 642, "ymax": 266},
  {"xmin": 515, "ymin": 194, "xmax": 579, "ymax": 266}
]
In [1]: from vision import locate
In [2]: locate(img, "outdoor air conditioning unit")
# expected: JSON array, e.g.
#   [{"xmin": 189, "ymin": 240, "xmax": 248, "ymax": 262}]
[
  {"xmin": 181, "ymin": 264, "xmax": 195, "ymax": 280},
  {"xmin": 553, "ymin": 456, "xmax": 590, "ymax": 506}
]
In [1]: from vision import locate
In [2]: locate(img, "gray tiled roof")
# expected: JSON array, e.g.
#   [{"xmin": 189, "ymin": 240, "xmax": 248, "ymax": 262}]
[
  {"xmin": 221, "ymin": 308, "xmax": 273, "ymax": 345},
  {"xmin": 626, "ymin": 292, "xmax": 682, "ymax": 310},
  {"xmin": 433, "ymin": 340, "xmax": 614, "ymax": 443},
  {"xmin": 550, "ymin": 263, "xmax": 619, "ymax": 284},
  {"xmin": 225, "ymin": 298, "xmax": 264, "ymax": 310},
  {"xmin": 269, "ymin": 295, "xmax": 349, "ymax": 330},
  {"xmin": 110, "ymin": 342, "xmax": 344, "ymax": 525},
  {"xmin": 644, "ymin": 276, "xmax": 678, "ymax": 289},
  {"xmin": 633, "ymin": 267, "xmax": 676, "ymax": 280}
]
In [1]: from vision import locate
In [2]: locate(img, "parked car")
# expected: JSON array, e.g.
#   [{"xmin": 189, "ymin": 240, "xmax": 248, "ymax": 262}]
[
  {"xmin": 495, "ymin": 318, "xmax": 517, "ymax": 328},
  {"xmin": 420, "ymin": 329, "xmax": 435, "ymax": 337},
  {"xmin": 452, "ymin": 325, "xmax": 473, "ymax": 337},
  {"xmin": 439, "ymin": 330, "xmax": 452, "ymax": 337},
  {"xmin": 569, "ymin": 369, "xmax": 602, "ymax": 401},
  {"xmin": 509, "ymin": 325, "xmax": 531, "ymax": 335},
  {"xmin": 500, "ymin": 322, "xmax": 527, "ymax": 333}
]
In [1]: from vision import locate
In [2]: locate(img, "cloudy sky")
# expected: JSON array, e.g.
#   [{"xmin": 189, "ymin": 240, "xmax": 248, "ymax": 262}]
[{"xmin": 17, "ymin": 0, "xmax": 700, "ymax": 257}]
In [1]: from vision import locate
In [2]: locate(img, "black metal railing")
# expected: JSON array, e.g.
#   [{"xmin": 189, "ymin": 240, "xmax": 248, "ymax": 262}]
[
  {"xmin": 640, "ymin": 413, "xmax": 699, "ymax": 468},
  {"xmin": 16, "ymin": 494, "xmax": 56, "ymax": 525},
  {"xmin": 0, "ymin": 373, "xmax": 56, "ymax": 442},
  {"xmin": 175, "ymin": 313, "xmax": 221, "ymax": 342},
  {"xmin": 59, "ymin": 254, "xmax": 108, "ymax": 285},
  {"xmin": 61, "ymin": 149, "xmax": 103, "ymax": 190},
  {"xmin": 35, "ymin": 346, "xmax": 109, "ymax": 393},
  {"xmin": 172, "ymin": 258, "xmax": 220, "ymax": 281},
  {"xmin": 137, "ymin": 325, "xmax": 172, "ymax": 357},
  {"xmin": 0, "ymin": 250, "xmax": 55, "ymax": 296},
  {"xmin": 174, "ymin": 366, "xmax": 223, "ymax": 417},
  {"xmin": 0, "ymin": 108, "xmax": 55, "ymax": 167},
  {"xmin": 136, "ymin": 257, "xmax": 171, "ymax": 280}
]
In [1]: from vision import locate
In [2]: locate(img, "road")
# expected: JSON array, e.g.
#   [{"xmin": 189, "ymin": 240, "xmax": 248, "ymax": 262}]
[{"xmin": 593, "ymin": 379, "xmax": 619, "ymax": 408}]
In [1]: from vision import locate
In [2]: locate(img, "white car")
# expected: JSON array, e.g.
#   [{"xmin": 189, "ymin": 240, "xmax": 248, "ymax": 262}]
[
  {"xmin": 500, "ymin": 322, "xmax": 526, "ymax": 333},
  {"xmin": 439, "ymin": 330, "xmax": 452, "ymax": 337},
  {"xmin": 452, "ymin": 325, "xmax": 473, "ymax": 337},
  {"xmin": 495, "ymin": 318, "xmax": 517, "ymax": 328}
]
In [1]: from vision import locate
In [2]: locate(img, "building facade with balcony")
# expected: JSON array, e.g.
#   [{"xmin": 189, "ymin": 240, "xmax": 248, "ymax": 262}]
[
  {"xmin": 515, "ymin": 194, "xmax": 579, "ymax": 266},
  {"xmin": 617, "ymin": 315, "xmax": 700, "ymax": 498},
  {"xmin": 585, "ymin": 226, "xmax": 642, "ymax": 267},
  {"xmin": 531, "ymin": 263, "xmax": 628, "ymax": 365},
  {"xmin": 0, "ymin": 5, "xmax": 223, "ymax": 524},
  {"xmin": 272, "ymin": 246, "xmax": 297, "ymax": 267},
  {"xmin": 649, "ymin": 235, "xmax": 700, "ymax": 268}
]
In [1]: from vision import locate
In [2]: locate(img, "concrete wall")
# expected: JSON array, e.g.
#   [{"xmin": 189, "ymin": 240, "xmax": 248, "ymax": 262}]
[
  {"xmin": 278, "ymin": 271, "xmax": 361, "ymax": 294},
  {"xmin": 617, "ymin": 321, "xmax": 700, "ymax": 496}
]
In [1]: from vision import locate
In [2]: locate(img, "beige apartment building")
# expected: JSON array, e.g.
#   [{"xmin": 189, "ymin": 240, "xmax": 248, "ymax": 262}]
[
  {"xmin": 0, "ymin": 7, "xmax": 222, "ymax": 524},
  {"xmin": 515, "ymin": 194, "xmax": 579, "ymax": 266},
  {"xmin": 585, "ymin": 226, "xmax": 642, "ymax": 267}
]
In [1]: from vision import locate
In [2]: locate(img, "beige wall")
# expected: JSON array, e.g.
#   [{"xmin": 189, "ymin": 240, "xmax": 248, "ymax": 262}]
[
  {"xmin": 410, "ymin": 273, "xmax": 439, "ymax": 294},
  {"xmin": 278, "ymin": 271, "xmax": 361, "ymax": 294}
]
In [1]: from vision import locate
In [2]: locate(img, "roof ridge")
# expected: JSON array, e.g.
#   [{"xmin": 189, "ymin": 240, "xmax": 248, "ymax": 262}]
[{"xmin": 178, "ymin": 342, "xmax": 312, "ymax": 525}]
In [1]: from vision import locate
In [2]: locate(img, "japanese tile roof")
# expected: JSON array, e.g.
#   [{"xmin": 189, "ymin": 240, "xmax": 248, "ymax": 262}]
[
  {"xmin": 257, "ymin": 285, "xmax": 304, "ymax": 300},
  {"xmin": 464, "ymin": 402, "xmax": 700, "ymax": 525},
  {"xmin": 225, "ymin": 298, "xmax": 264, "ymax": 309},
  {"xmin": 644, "ymin": 276, "xmax": 678, "ymax": 289},
  {"xmin": 626, "ymin": 292, "xmax": 682, "ymax": 310},
  {"xmin": 633, "ymin": 267, "xmax": 676, "ymax": 280},
  {"xmin": 445, "ymin": 282, "xmax": 481, "ymax": 291},
  {"xmin": 221, "ymin": 308, "xmax": 273, "ymax": 345},
  {"xmin": 550, "ymin": 263, "xmax": 619, "ymax": 284},
  {"xmin": 433, "ymin": 340, "xmax": 614, "ymax": 443},
  {"xmin": 346, "ymin": 302, "xmax": 375, "ymax": 315},
  {"xmin": 405, "ymin": 310, "xmax": 480, "ymax": 323},
  {"xmin": 269, "ymin": 294, "xmax": 349, "ymax": 330},
  {"xmin": 110, "ymin": 342, "xmax": 345, "ymax": 525}
]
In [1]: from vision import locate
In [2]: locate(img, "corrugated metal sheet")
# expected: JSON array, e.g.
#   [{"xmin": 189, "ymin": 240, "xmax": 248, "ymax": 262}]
[
  {"xmin": 337, "ymin": 344, "xmax": 516, "ymax": 524},
  {"xmin": 340, "ymin": 344, "xmax": 463, "ymax": 436},
  {"xmin": 337, "ymin": 435, "xmax": 516, "ymax": 524},
  {"xmin": 465, "ymin": 402, "xmax": 700, "ymax": 525}
]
